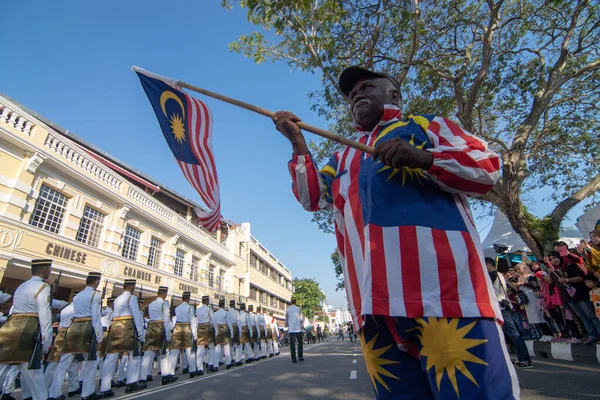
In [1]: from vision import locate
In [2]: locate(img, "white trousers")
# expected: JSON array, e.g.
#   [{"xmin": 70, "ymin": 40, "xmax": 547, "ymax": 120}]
[
  {"xmin": 0, "ymin": 363, "xmax": 46, "ymax": 400},
  {"xmin": 101, "ymin": 353, "xmax": 139, "ymax": 392},
  {"xmin": 45, "ymin": 360, "xmax": 78, "ymax": 391},
  {"xmin": 195, "ymin": 345, "xmax": 214, "ymax": 371},
  {"xmin": 229, "ymin": 344, "xmax": 241, "ymax": 362},
  {"xmin": 168, "ymin": 348, "xmax": 195, "ymax": 375},
  {"xmin": 259, "ymin": 339, "xmax": 267, "ymax": 357},
  {"xmin": 274, "ymin": 340, "xmax": 279, "ymax": 354},
  {"xmin": 1, "ymin": 365, "xmax": 20, "ymax": 395},
  {"xmin": 243, "ymin": 343, "xmax": 253, "ymax": 360},
  {"xmin": 214, "ymin": 344, "xmax": 231, "ymax": 366},
  {"xmin": 141, "ymin": 351, "xmax": 170, "ymax": 379},
  {"xmin": 116, "ymin": 355, "xmax": 127, "ymax": 382},
  {"xmin": 267, "ymin": 339, "xmax": 274, "ymax": 355}
]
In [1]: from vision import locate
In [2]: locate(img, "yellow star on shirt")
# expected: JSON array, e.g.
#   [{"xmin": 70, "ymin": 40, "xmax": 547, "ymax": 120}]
[{"xmin": 376, "ymin": 134, "xmax": 429, "ymax": 185}]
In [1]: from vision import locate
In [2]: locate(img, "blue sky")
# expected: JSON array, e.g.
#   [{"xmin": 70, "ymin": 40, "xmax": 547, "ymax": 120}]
[{"xmin": 0, "ymin": 1, "xmax": 589, "ymax": 308}]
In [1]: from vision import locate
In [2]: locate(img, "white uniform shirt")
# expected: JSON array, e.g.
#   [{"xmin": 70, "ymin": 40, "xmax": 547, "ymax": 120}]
[
  {"xmin": 257, "ymin": 313, "xmax": 267, "ymax": 332},
  {"xmin": 72, "ymin": 286, "xmax": 103, "ymax": 342},
  {"xmin": 285, "ymin": 305, "xmax": 303, "ymax": 333},
  {"xmin": 51, "ymin": 299, "xmax": 68, "ymax": 310},
  {"xmin": 248, "ymin": 312, "xmax": 257, "ymax": 332},
  {"xmin": 101, "ymin": 307, "xmax": 114, "ymax": 328},
  {"xmin": 11, "ymin": 276, "xmax": 52, "ymax": 351},
  {"xmin": 270, "ymin": 316, "xmax": 279, "ymax": 335},
  {"xmin": 113, "ymin": 291, "xmax": 144, "ymax": 339},
  {"xmin": 212, "ymin": 308, "xmax": 227, "ymax": 332},
  {"xmin": 196, "ymin": 304, "xmax": 213, "ymax": 325},
  {"xmin": 238, "ymin": 310, "xmax": 251, "ymax": 337},
  {"xmin": 59, "ymin": 303, "xmax": 75, "ymax": 329},
  {"xmin": 148, "ymin": 298, "xmax": 171, "ymax": 341},
  {"xmin": 0, "ymin": 290, "xmax": 11, "ymax": 304},
  {"xmin": 175, "ymin": 302, "xmax": 196, "ymax": 338},
  {"xmin": 226, "ymin": 308, "xmax": 238, "ymax": 338}
]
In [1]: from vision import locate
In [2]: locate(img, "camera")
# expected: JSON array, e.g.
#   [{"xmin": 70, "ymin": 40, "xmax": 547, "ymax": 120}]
[{"xmin": 499, "ymin": 299, "xmax": 512, "ymax": 311}]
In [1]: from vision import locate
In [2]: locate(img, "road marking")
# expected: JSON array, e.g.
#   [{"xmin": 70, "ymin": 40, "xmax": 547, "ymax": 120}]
[
  {"xmin": 350, "ymin": 370, "xmax": 357, "ymax": 379},
  {"xmin": 111, "ymin": 342, "xmax": 331, "ymax": 399},
  {"xmin": 527, "ymin": 358, "xmax": 600, "ymax": 373},
  {"xmin": 353, "ymin": 359, "xmax": 357, "ymax": 364}
]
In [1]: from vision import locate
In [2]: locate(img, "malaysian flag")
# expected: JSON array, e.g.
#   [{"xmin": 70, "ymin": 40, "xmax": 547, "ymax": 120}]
[{"xmin": 135, "ymin": 67, "xmax": 222, "ymax": 232}]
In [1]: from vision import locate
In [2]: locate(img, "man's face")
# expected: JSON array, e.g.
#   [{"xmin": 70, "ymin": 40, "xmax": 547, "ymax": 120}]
[
  {"xmin": 42, "ymin": 267, "xmax": 52, "ymax": 281},
  {"xmin": 485, "ymin": 262, "xmax": 496, "ymax": 273},
  {"xmin": 349, "ymin": 77, "xmax": 397, "ymax": 131},
  {"xmin": 548, "ymin": 256, "xmax": 561, "ymax": 266},
  {"xmin": 591, "ymin": 234, "xmax": 600, "ymax": 245}
]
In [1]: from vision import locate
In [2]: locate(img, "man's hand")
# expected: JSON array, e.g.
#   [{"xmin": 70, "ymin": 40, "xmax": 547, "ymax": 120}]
[
  {"xmin": 272, "ymin": 111, "xmax": 309, "ymax": 155},
  {"xmin": 373, "ymin": 138, "xmax": 433, "ymax": 170},
  {"xmin": 558, "ymin": 277, "xmax": 567, "ymax": 284}
]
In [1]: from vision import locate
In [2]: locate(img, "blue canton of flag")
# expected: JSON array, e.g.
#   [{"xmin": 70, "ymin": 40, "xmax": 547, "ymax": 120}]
[
  {"xmin": 359, "ymin": 118, "xmax": 467, "ymax": 232},
  {"xmin": 135, "ymin": 68, "xmax": 222, "ymax": 232}
]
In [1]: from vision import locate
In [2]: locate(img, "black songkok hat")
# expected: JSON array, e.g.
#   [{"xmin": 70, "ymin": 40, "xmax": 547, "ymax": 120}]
[{"xmin": 31, "ymin": 259, "xmax": 52, "ymax": 269}]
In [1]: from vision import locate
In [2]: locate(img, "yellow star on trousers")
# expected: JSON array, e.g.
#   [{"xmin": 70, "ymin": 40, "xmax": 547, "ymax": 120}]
[{"xmin": 361, "ymin": 333, "xmax": 400, "ymax": 394}]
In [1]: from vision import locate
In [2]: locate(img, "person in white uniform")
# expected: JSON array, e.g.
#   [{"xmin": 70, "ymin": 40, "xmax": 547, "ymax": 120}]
[
  {"xmin": 269, "ymin": 312, "xmax": 280, "ymax": 356},
  {"xmin": 248, "ymin": 305, "xmax": 259, "ymax": 362},
  {"xmin": 50, "ymin": 272, "xmax": 103, "ymax": 400},
  {"xmin": 45, "ymin": 299, "xmax": 80, "ymax": 398},
  {"xmin": 195, "ymin": 296, "xmax": 215, "ymax": 374},
  {"xmin": 140, "ymin": 286, "xmax": 177, "ymax": 386},
  {"xmin": 238, "ymin": 303, "xmax": 253, "ymax": 363},
  {"xmin": 97, "ymin": 297, "xmax": 114, "ymax": 384},
  {"xmin": 0, "ymin": 259, "xmax": 53, "ymax": 400},
  {"xmin": 99, "ymin": 279, "xmax": 144, "ymax": 396},
  {"xmin": 227, "ymin": 300, "xmax": 242, "ymax": 367},
  {"xmin": 168, "ymin": 292, "xmax": 197, "ymax": 378},
  {"xmin": 256, "ymin": 306, "xmax": 268, "ymax": 360},
  {"xmin": 212, "ymin": 299, "xmax": 232, "ymax": 369},
  {"xmin": 285, "ymin": 298, "xmax": 304, "ymax": 363}
]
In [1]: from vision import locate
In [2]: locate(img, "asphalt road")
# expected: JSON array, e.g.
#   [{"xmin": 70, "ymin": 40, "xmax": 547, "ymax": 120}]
[{"xmin": 9, "ymin": 340, "xmax": 600, "ymax": 399}]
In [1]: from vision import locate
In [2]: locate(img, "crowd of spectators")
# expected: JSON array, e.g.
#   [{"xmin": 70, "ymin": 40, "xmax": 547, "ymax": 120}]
[{"xmin": 486, "ymin": 230, "xmax": 600, "ymax": 368}]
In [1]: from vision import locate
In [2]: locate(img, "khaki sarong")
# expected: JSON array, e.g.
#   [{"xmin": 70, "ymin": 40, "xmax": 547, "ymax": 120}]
[
  {"xmin": 63, "ymin": 317, "xmax": 94, "ymax": 354},
  {"xmin": 272, "ymin": 326, "xmax": 279, "ymax": 341},
  {"xmin": 231, "ymin": 323, "xmax": 240, "ymax": 345},
  {"xmin": 259, "ymin": 327, "xmax": 267, "ymax": 339},
  {"xmin": 240, "ymin": 325, "xmax": 250, "ymax": 345},
  {"xmin": 143, "ymin": 321, "xmax": 165, "ymax": 352},
  {"xmin": 98, "ymin": 330, "xmax": 109, "ymax": 357},
  {"xmin": 266, "ymin": 327, "xmax": 273, "ymax": 342},
  {"xmin": 0, "ymin": 313, "xmax": 40, "ymax": 364},
  {"xmin": 171, "ymin": 323, "xmax": 192, "ymax": 350},
  {"xmin": 104, "ymin": 316, "xmax": 135, "ymax": 354},
  {"xmin": 215, "ymin": 324, "xmax": 230, "ymax": 345},
  {"xmin": 249, "ymin": 326, "xmax": 257, "ymax": 343},
  {"xmin": 47, "ymin": 328, "xmax": 68, "ymax": 362},
  {"xmin": 197, "ymin": 322, "xmax": 214, "ymax": 346}
]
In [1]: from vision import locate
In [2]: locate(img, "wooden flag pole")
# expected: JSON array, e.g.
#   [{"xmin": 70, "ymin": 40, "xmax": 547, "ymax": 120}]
[{"xmin": 177, "ymin": 80, "xmax": 375, "ymax": 155}]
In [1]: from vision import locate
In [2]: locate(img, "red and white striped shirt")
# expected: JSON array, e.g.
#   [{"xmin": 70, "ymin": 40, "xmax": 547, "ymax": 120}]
[{"xmin": 288, "ymin": 106, "xmax": 502, "ymax": 329}]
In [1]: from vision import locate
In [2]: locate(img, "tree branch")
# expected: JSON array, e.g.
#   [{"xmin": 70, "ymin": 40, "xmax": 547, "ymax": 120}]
[{"xmin": 549, "ymin": 171, "xmax": 600, "ymax": 229}]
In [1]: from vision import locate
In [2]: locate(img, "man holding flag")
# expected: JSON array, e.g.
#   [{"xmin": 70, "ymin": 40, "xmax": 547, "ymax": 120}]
[{"xmin": 272, "ymin": 66, "xmax": 519, "ymax": 400}]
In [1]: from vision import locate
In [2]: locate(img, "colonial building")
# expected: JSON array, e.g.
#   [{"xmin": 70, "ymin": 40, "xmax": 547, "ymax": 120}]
[
  {"xmin": 0, "ymin": 93, "xmax": 293, "ymax": 318},
  {"xmin": 225, "ymin": 223, "xmax": 294, "ymax": 324}
]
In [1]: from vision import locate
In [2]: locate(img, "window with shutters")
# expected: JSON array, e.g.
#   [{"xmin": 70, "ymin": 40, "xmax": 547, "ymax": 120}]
[
  {"xmin": 190, "ymin": 256, "xmax": 199, "ymax": 281},
  {"xmin": 121, "ymin": 225, "xmax": 141, "ymax": 261},
  {"xmin": 174, "ymin": 248, "xmax": 185, "ymax": 276},
  {"xmin": 147, "ymin": 237, "xmax": 163, "ymax": 268},
  {"xmin": 75, "ymin": 205, "xmax": 105, "ymax": 247},
  {"xmin": 29, "ymin": 184, "xmax": 68, "ymax": 234}
]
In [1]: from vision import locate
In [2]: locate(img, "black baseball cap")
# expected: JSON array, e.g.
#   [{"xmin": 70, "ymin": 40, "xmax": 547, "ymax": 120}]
[{"xmin": 338, "ymin": 66, "xmax": 401, "ymax": 97}]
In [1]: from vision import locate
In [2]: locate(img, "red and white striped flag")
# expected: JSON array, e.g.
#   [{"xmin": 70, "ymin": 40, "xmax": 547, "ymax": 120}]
[{"xmin": 135, "ymin": 67, "xmax": 222, "ymax": 232}]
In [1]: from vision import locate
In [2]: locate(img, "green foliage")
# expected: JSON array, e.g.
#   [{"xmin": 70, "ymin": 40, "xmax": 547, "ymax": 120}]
[
  {"xmin": 521, "ymin": 207, "xmax": 560, "ymax": 251},
  {"xmin": 225, "ymin": 0, "xmax": 600, "ymax": 256},
  {"xmin": 331, "ymin": 251, "xmax": 345, "ymax": 291},
  {"xmin": 292, "ymin": 277, "xmax": 326, "ymax": 320}
]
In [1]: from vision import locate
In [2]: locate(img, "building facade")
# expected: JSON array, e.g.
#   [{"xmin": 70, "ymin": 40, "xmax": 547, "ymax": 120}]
[
  {"xmin": 0, "ymin": 93, "xmax": 293, "ymax": 317},
  {"xmin": 226, "ymin": 224, "xmax": 294, "ymax": 323}
]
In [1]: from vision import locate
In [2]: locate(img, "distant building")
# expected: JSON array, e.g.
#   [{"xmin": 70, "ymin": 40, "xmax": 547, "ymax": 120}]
[{"xmin": 335, "ymin": 308, "xmax": 352, "ymax": 324}]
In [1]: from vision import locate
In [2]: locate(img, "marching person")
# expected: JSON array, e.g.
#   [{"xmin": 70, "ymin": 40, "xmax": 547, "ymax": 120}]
[
  {"xmin": 269, "ymin": 312, "xmax": 280, "ymax": 356},
  {"xmin": 45, "ymin": 296, "xmax": 80, "ymax": 398},
  {"xmin": 51, "ymin": 273, "xmax": 102, "ymax": 400},
  {"xmin": 264, "ymin": 308, "xmax": 274, "ymax": 357},
  {"xmin": 196, "ymin": 295, "xmax": 215, "ymax": 374},
  {"xmin": 169, "ymin": 292, "xmax": 196, "ymax": 378},
  {"xmin": 141, "ymin": 286, "xmax": 177, "ymax": 386},
  {"xmin": 227, "ymin": 300, "xmax": 242, "ymax": 367},
  {"xmin": 213, "ymin": 299, "xmax": 232, "ymax": 369},
  {"xmin": 273, "ymin": 65, "xmax": 515, "ymax": 399},
  {"xmin": 247, "ymin": 305, "xmax": 258, "ymax": 361},
  {"xmin": 100, "ymin": 279, "xmax": 145, "ymax": 396},
  {"xmin": 238, "ymin": 303, "xmax": 254, "ymax": 363},
  {"xmin": 0, "ymin": 259, "xmax": 53, "ymax": 400},
  {"xmin": 98, "ymin": 297, "xmax": 115, "ymax": 378},
  {"xmin": 285, "ymin": 297, "xmax": 304, "ymax": 363},
  {"xmin": 256, "ymin": 306, "xmax": 267, "ymax": 359}
]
